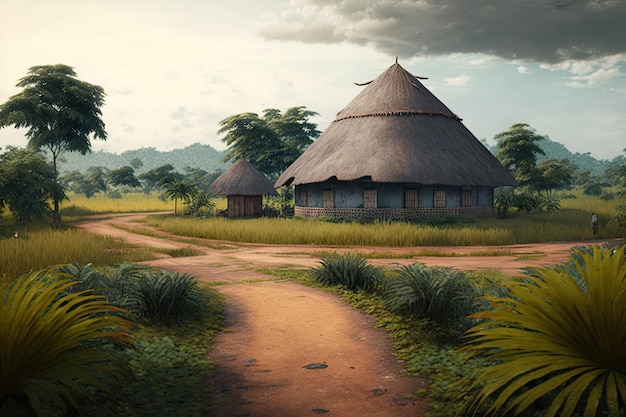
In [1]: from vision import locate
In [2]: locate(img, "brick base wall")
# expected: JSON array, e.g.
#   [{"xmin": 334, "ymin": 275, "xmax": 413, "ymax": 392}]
[{"xmin": 294, "ymin": 206, "xmax": 495, "ymax": 220}]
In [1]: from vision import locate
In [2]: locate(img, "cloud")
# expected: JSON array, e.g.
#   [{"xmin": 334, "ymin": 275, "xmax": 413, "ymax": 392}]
[
  {"xmin": 443, "ymin": 74, "xmax": 470, "ymax": 86},
  {"xmin": 259, "ymin": 0, "xmax": 626, "ymax": 64},
  {"xmin": 517, "ymin": 66, "xmax": 530, "ymax": 74}
]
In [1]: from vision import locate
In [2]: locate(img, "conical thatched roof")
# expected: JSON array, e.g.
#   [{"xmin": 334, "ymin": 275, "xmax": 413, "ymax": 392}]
[
  {"xmin": 209, "ymin": 158, "xmax": 278, "ymax": 196},
  {"xmin": 275, "ymin": 62, "xmax": 517, "ymax": 188}
]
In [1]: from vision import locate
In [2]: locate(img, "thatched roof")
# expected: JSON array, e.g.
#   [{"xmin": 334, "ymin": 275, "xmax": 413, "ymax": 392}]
[
  {"xmin": 275, "ymin": 62, "xmax": 517, "ymax": 188},
  {"xmin": 209, "ymin": 158, "xmax": 278, "ymax": 196}
]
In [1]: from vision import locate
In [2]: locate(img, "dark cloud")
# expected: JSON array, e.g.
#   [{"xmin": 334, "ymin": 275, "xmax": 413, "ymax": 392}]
[{"xmin": 258, "ymin": 0, "xmax": 626, "ymax": 63}]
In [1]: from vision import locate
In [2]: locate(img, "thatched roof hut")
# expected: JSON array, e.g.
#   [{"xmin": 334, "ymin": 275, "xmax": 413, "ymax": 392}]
[
  {"xmin": 276, "ymin": 61, "xmax": 516, "ymax": 188},
  {"xmin": 209, "ymin": 158, "xmax": 277, "ymax": 218},
  {"xmin": 274, "ymin": 61, "xmax": 516, "ymax": 220}
]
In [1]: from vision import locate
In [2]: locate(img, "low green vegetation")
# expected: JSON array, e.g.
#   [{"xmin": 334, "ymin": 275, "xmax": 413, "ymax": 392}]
[
  {"xmin": 1, "ymin": 264, "xmax": 223, "ymax": 417},
  {"xmin": 305, "ymin": 248, "xmax": 626, "ymax": 416}
]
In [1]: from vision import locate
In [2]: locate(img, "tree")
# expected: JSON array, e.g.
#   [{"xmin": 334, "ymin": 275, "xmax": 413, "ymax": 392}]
[
  {"xmin": 138, "ymin": 164, "xmax": 179, "ymax": 193},
  {"xmin": 108, "ymin": 166, "xmax": 141, "ymax": 188},
  {"xmin": 534, "ymin": 157, "xmax": 574, "ymax": 192},
  {"xmin": 495, "ymin": 123, "xmax": 545, "ymax": 187},
  {"xmin": 218, "ymin": 106, "xmax": 320, "ymax": 178},
  {"xmin": 163, "ymin": 178, "xmax": 197, "ymax": 216},
  {"xmin": 0, "ymin": 147, "xmax": 63, "ymax": 226},
  {"xmin": 0, "ymin": 65, "xmax": 107, "ymax": 227}
]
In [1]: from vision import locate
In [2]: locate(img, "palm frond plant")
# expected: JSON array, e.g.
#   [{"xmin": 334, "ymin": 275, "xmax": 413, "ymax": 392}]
[
  {"xmin": 384, "ymin": 263, "xmax": 483, "ymax": 333},
  {"xmin": 132, "ymin": 270, "xmax": 210, "ymax": 325},
  {"xmin": 462, "ymin": 245, "xmax": 626, "ymax": 417},
  {"xmin": 311, "ymin": 252, "xmax": 382, "ymax": 293},
  {"xmin": 0, "ymin": 268, "xmax": 133, "ymax": 416}
]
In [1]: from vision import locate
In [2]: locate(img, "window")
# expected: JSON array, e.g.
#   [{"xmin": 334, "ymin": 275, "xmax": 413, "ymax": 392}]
[
  {"xmin": 461, "ymin": 186, "xmax": 472, "ymax": 207},
  {"xmin": 300, "ymin": 190, "xmax": 308, "ymax": 207},
  {"xmin": 323, "ymin": 189, "xmax": 334, "ymax": 209},
  {"xmin": 404, "ymin": 188, "xmax": 418, "ymax": 208},
  {"xmin": 364, "ymin": 189, "xmax": 377, "ymax": 208},
  {"xmin": 434, "ymin": 187, "xmax": 445, "ymax": 208}
]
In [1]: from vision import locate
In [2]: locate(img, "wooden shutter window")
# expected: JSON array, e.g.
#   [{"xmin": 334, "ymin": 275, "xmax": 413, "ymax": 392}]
[
  {"xmin": 364, "ymin": 189, "xmax": 377, "ymax": 208},
  {"xmin": 404, "ymin": 188, "xmax": 418, "ymax": 208},
  {"xmin": 300, "ymin": 190, "xmax": 308, "ymax": 207},
  {"xmin": 462, "ymin": 187, "xmax": 472, "ymax": 207},
  {"xmin": 323, "ymin": 189, "xmax": 334, "ymax": 209},
  {"xmin": 434, "ymin": 188, "xmax": 445, "ymax": 208}
]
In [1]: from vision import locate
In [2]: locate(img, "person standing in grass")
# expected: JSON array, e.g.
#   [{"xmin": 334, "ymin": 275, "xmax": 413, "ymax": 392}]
[{"xmin": 591, "ymin": 213, "xmax": 599, "ymax": 235}]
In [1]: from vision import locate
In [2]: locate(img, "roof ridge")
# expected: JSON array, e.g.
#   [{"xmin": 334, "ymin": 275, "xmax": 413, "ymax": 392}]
[{"xmin": 334, "ymin": 109, "xmax": 461, "ymax": 123}]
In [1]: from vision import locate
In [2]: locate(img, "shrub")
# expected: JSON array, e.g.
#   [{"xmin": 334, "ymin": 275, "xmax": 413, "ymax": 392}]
[
  {"xmin": 384, "ymin": 263, "xmax": 483, "ymax": 333},
  {"xmin": 462, "ymin": 245, "xmax": 626, "ymax": 417},
  {"xmin": 132, "ymin": 271, "xmax": 211, "ymax": 325},
  {"xmin": 0, "ymin": 268, "xmax": 132, "ymax": 416},
  {"xmin": 311, "ymin": 252, "xmax": 382, "ymax": 292}
]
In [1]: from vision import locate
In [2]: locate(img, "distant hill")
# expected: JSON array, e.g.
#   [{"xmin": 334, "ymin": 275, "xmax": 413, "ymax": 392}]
[
  {"xmin": 56, "ymin": 138, "xmax": 621, "ymax": 178},
  {"xmin": 56, "ymin": 143, "xmax": 229, "ymax": 175},
  {"xmin": 484, "ymin": 136, "xmax": 623, "ymax": 176}
]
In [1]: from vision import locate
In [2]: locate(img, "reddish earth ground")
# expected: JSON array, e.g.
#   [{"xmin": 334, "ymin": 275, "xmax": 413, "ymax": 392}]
[{"xmin": 76, "ymin": 213, "xmax": 617, "ymax": 417}]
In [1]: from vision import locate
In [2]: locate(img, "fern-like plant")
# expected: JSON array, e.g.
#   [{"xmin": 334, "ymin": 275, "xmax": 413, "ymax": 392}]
[
  {"xmin": 311, "ymin": 252, "xmax": 381, "ymax": 292},
  {"xmin": 384, "ymin": 263, "xmax": 482, "ymax": 329},
  {"xmin": 132, "ymin": 271, "xmax": 209, "ymax": 324},
  {"xmin": 462, "ymin": 245, "xmax": 626, "ymax": 417},
  {"xmin": 0, "ymin": 268, "xmax": 132, "ymax": 416}
]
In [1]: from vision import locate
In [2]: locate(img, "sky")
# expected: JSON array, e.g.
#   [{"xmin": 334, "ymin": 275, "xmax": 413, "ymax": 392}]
[{"xmin": 0, "ymin": 0, "xmax": 625, "ymax": 160}]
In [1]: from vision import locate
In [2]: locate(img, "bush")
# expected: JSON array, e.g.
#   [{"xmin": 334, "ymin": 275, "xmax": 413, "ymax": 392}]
[
  {"xmin": 56, "ymin": 263, "xmax": 212, "ymax": 325},
  {"xmin": 133, "ymin": 270, "xmax": 211, "ymax": 325},
  {"xmin": 0, "ymin": 268, "xmax": 132, "ymax": 416},
  {"xmin": 384, "ymin": 263, "xmax": 483, "ymax": 333},
  {"xmin": 311, "ymin": 252, "xmax": 382, "ymax": 292},
  {"xmin": 462, "ymin": 245, "xmax": 626, "ymax": 417}
]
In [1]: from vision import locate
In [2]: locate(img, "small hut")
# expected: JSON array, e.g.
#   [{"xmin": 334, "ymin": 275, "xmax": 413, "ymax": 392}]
[
  {"xmin": 208, "ymin": 158, "xmax": 277, "ymax": 218},
  {"xmin": 275, "ymin": 61, "xmax": 517, "ymax": 220}
]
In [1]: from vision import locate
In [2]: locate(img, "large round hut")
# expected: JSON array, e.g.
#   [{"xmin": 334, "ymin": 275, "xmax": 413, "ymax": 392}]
[
  {"xmin": 208, "ymin": 158, "xmax": 277, "ymax": 218},
  {"xmin": 274, "ymin": 61, "xmax": 517, "ymax": 220}
]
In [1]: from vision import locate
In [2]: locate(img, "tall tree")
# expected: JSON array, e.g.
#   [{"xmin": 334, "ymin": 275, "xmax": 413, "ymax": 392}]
[
  {"xmin": 495, "ymin": 123, "xmax": 545, "ymax": 187},
  {"xmin": 218, "ymin": 106, "xmax": 320, "ymax": 178},
  {"xmin": 0, "ymin": 64, "xmax": 107, "ymax": 227}
]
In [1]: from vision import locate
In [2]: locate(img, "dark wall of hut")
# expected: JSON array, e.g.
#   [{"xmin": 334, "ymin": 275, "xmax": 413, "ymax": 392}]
[{"xmin": 294, "ymin": 180, "xmax": 494, "ymax": 209}]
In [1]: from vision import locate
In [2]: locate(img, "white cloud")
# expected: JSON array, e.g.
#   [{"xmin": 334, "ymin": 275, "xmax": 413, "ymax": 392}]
[
  {"xmin": 443, "ymin": 74, "xmax": 470, "ymax": 86},
  {"xmin": 517, "ymin": 66, "xmax": 530, "ymax": 74}
]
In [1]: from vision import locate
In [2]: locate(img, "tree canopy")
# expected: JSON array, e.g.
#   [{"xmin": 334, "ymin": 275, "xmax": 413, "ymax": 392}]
[
  {"xmin": 0, "ymin": 64, "xmax": 107, "ymax": 226},
  {"xmin": 495, "ymin": 123, "xmax": 545, "ymax": 186},
  {"xmin": 0, "ymin": 147, "xmax": 64, "ymax": 225},
  {"xmin": 218, "ymin": 106, "xmax": 320, "ymax": 178}
]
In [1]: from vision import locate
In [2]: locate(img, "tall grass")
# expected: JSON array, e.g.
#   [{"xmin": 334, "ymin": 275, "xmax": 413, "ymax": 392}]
[
  {"xmin": 0, "ymin": 228, "xmax": 154, "ymax": 282},
  {"xmin": 60, "ymin": 192, "xmax": 227, "ymax": 215},
  {"xmin": 143, "ymin": 204, "xmax": 624, "ymax": 247}
]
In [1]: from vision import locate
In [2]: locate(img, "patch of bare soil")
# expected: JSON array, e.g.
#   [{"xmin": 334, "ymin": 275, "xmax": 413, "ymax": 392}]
[{"xmin": 75, "ymin": 213, "xmax": 610, "ymax": 417}]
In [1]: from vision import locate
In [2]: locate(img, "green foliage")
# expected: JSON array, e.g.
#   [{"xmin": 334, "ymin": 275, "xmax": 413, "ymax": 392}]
[
  {"xmin": 384, "ymin": 263, "xmax": 484, "ymax": 333},
  {"xmin": 187, "ymin": 190, "xmax": 216, "ymax": 217},
  {"xmin": 0, "ymin": 147, "xmax": 63, "ymax": 224},
  {"xmin": 0, "ymin": 268, "xmax": 132, "ymax": 416},
  {"xmin": 163, "ymin": 178, "xmax": 198, "ymax": 216},
  {"xmin": 218, "ymin": 106, "xmax": 320, "ymax": 178},
  {"xmin": 132, "ymin": 270, "xmax": 212, "ymax": 325},
  {"xmin": 495, "ymin": 123, "xmax": 545, "ymax": 186},
  {"xmin": 311, "ymin": 252, "xmax": 382, "ymax": 292},
  {"xmin": 462, "ymin": 245, "xmax": 626, "ymax": 417},
  {"xmin": 56, "ymin": 263, "xmax": 213, "ymax": 326},
  {"xmin": 0, "ymin": 64, "xmax": 107, "ymax": 227}
]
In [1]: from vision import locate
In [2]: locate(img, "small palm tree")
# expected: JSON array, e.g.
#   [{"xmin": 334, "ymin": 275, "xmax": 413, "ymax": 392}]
[
  {"xmin": 0, "ymin": 268, "xmax": 133, "ymax": 416},
  {"xmin": 163, "ymin": 178, "xmax": 198, "ymax": 216},
  {"xmin": 462, "ymin": 245, "xmax": 626, "ymax": 417}
]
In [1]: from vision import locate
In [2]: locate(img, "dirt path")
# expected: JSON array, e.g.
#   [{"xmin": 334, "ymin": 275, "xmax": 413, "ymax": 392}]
[{"xmin": 75, "ymin": 213, "xmax": 610, "ymax": 417}]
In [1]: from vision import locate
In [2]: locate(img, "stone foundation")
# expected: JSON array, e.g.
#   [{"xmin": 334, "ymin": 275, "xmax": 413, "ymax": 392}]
[{"xmin": 294, "ymin": 206, "xmax": 495, "ymax": 220}]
